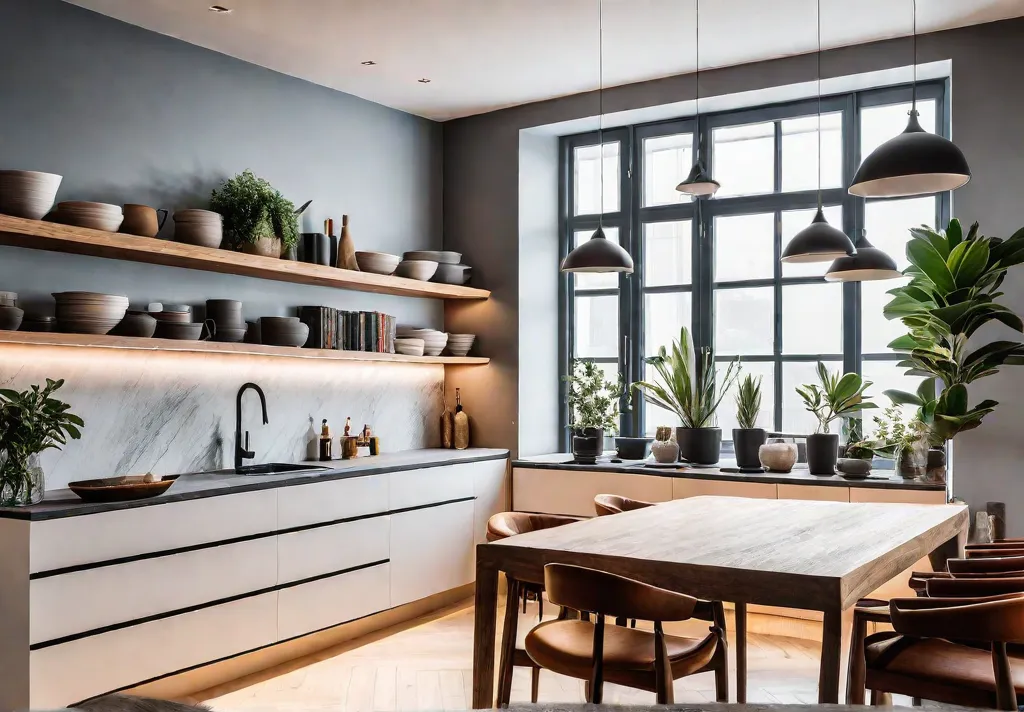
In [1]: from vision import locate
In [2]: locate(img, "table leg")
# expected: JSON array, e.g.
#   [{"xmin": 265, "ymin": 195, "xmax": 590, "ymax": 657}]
[
  {"xmin": 735, "ymin": 602, "xmax": 747, "ymax": 703},
  {"xmin": 473, "ymin": 555, "xmax": 499, "ymax": 709},
  {"xmin": 818, "ymin": 607, "xmax": 843, "ymax": 703},
  {"xmin": 928, "ymin": 529, "xmax": 967, "ymax": 571}
]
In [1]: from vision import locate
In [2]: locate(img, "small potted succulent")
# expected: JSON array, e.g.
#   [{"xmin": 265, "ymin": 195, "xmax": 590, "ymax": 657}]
[
  {"xmin": 632, "ymin": 327, "xmax": 739, "ymax": 465},
  {"xmin": 732, "ymin": 373, "xmax": 765, "ymax": 470},
  {"xmin": 838, "ymin": 421, "xmax": 875, "ymax": 478},
  {"xmin": 210, "ymin": 170, "xmax": 299, "ymax": 258},
  {"xmin": 564, "ymin": 359, "xmax": 623, "ymax": 462},
  {"xmin": 796, "ymin": 363, "xmax": 876, "ymax": 475}
]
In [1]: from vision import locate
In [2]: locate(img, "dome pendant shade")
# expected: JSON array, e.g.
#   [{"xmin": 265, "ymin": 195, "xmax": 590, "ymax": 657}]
[
  {"xmin": 560, "ymin": 227, "xmax": 634, "ymax": 273},
  {"xmin": 849, "ymin": 111, "xmax": 971, "ymax": 198},
  {"xmin": 780, "ymin": 207, "xmax": 857, "ymax": 263},
  {"xmin": 824, "ymin": 234, "xmax": 902, "ymax": 282},
  {"xmin": 676, "ymin": 160, "xmax": 720, "ymax": 197}
]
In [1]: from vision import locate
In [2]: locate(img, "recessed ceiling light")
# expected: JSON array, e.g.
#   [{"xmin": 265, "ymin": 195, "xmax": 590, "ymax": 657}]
[
  {"xmin": 418, "ymin": 78, "xmax": 431, "ymax": 84},
  {"xmin": 361, "ymin": 61, "xmax": 377, "ymax": 66},
  {"xmin": 208, "ymin": 5, "xmax": 232, "ymax": 13}
]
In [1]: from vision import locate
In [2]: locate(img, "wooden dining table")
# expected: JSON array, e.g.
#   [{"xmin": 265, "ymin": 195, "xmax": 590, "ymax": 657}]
[{"xmin": 472, "ymin": 495, "xmax": 968, "ymax": 707}]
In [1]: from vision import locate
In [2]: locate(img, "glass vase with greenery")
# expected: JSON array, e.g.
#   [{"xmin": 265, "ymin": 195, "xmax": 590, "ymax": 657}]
[
  {"xmin": 0, "ymin": 379, "xmax": 83, "ymax": 506},
  {"xmin": 871, "ymin": 404, "xmax": 929, "ymax": 478},
  {"xmin": 210, "ymin": 170, "xmax": 299, "ymax": 256},
  {"xmin": 796, "ymin": 363, "xmax": 876, "ymax": 475},
  {"xmin": 564, "ymin": 360, "xmax": 623, "ymax": 459}
]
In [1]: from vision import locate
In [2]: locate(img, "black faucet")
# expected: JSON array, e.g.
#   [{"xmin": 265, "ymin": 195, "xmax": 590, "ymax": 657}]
[{"xmin": 235, "ymin": 382, "xmax": 269, "ymax": 470}]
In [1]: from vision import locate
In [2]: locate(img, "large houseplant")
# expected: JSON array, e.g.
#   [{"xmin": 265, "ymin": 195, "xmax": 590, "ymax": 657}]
[
  {"xmin": 733, "ymin": 373, "xmax": 765, "ymax": 470},
  {"xmin": 210, "ymin": 170, "xmax": 299, "ymax": 258},
  {"xmin": 882, "ymin": 218, "xmax": 1024, "ymax": 482},
  {"xmin": 796, "ymin": 363, "xmax": 876, "ymax": 475},
  {"xmin": 564, "ymin": 359, "xmax": 623, "ymax": 461},
  {"xmin": 632, "ymin": 326, "xmax": 739, "ymax": 465},
  {"xmin": 0, "ymin": 379, "xmax": 83, "ymax": 506}
]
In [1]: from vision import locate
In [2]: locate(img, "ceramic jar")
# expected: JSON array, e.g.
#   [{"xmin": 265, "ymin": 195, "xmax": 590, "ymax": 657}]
[
  {"xmin": 759, "ymin": 441, "xmax": 797, "ymax": 472},
  {"xmin": 651, "ymin": 426, "xmax": 679, "ymax": 464}
]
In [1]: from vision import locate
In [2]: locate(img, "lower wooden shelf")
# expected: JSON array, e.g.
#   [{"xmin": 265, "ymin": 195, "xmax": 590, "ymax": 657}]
[{"xmin": 0, "ymin": 331, "xmax": 489, "ymax": 365}]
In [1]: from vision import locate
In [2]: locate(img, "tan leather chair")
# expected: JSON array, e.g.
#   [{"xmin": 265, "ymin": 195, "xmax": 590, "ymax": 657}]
[
  {"xmin": 594, "ymin": 493, "xmax": 655, "ymax": 516},
  {"xmin": 524, "ymin": 563, "xmax": 728, "ymax": 704},
  {"xmin": 485, "ymin": 512, "xmax": 582, "ymax": 704}
]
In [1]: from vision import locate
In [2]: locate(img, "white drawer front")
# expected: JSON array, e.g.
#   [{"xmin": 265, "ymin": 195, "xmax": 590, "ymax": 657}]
[
  {"xmin": 277, "ymin": 516, "xmax": 390, "ymax": 584},
  {"xmin": 30, "ymin": 592, "xmax": 277, "ymax": 708},
  {"xmin": 513, "ymin": 467, "xmax": 673, "ymax": 517},
  {"xmin": 29, "ymin": 490, "xmax": 277, "ymax": 573},
  {"xmin": 277, "ymin": 474, "xmax": 388, "ymax": 530},
  {"xmin": 389, "ymin": 464, "xmax": 475, "ymax": 510},
  {"xmin": 30, "ymin": 537, "xmax": 277, "ymax": 645},
  {"xmin": 277, "ymin": 562, "xmax": 390, "ymax": 641},
  {"xmin": 390, "ymin": 500, "xmax": 474, "ymax": 607}
]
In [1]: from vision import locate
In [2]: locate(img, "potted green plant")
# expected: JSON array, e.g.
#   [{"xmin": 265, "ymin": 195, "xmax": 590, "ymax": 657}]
[
  {"xmin": 871, "ymin": 404, "xmax": 930, "ymax": 478},
  {"xmin": 0, "ymin": 379, "xmax": 83, "ymax": 506},
  {"xmin": 882, "ymin": 218, "xmax": 1024, "ymax": 484},
  {"xmin": 733, "ymin": 373, "xmax": 765, "ymax": 470},
  {"xmin": 210, "ymin": 170, "xmax": 299, "ymax": 258},
  {"xmin": 564, "ymin": 360, "xmax": 623, "ymax": 462},
  {"xmin": 632, "ymin": 326, "xmax": 739, "ymax": 465},
  {"xmin": 796, "ymin": 363, "xmax": 876, "ymax": 475}
]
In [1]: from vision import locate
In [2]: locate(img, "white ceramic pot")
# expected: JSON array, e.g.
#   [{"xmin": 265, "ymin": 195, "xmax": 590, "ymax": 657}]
[
  {"xmin": 759, "ymin": 442, "xmax": 798, "ymax": 472},
  {"xmin": 651, "ymin": 438, "xmax": 679, "ymax": 464}
]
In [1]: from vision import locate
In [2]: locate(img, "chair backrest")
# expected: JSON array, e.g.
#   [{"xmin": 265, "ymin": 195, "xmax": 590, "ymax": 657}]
[
  {"xmin": 891, "ymin": 592, "xmax": 1024, "ymax": 643},
  {"xmin": 927, "ymin": 575, "xmax": 1024, "ymax": 598},
  {"xmin": 966, "ymin": 547, "xmax": 1024, "ymax": 559},
  {"xmin": 543, "ymin": 563, "xmax": 698, "ymax": 622},
  {"xmin": 485, "ymin": 511, "xmax": 580, "ymax": 542},
  {"xmin": 594, "ymin": 494, "xmax": 655, "ymax": 516},
  {"xmin": 948, "ymin": 554, "xmax": 1024, "ymax": 575}
]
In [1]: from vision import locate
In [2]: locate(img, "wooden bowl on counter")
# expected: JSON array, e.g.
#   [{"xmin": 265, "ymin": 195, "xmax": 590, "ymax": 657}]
[{"xmin": 68, "ymin": 474, "xmax": 179, "ymax": 503}]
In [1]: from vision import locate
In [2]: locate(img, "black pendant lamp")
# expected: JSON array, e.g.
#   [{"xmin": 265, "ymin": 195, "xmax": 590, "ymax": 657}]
[
  {"xmin": 849, "ymin": 0, "xmax": 970, "ymax": 198},
  {"xmin": 825, "ymin": 230, "xmax": 903, "ymax": 282},
  {"xmin": 676, "ymin": 0, "xmax": 719, "ymax": 198},
  {"xmin": 561, "ymin": 0, "xmax": 633, "ymax": 274},
  {"xmin": 781, "ymin": 0, "xmax": 856, "ymax": 264}
]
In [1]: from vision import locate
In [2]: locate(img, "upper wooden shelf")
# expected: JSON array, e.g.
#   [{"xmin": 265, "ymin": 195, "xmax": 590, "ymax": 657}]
[{"xmin": 0, "ymin": 215, "xmax": 490, "ymax": 300}]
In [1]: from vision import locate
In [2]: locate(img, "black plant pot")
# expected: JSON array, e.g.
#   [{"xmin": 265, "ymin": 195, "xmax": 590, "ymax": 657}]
[
  {"xmin": 732, "ymin": 428, "xmax": 766, "ymax": 470},
  {"xmin": 571, "ymin": 427, "xmax": 604, "ymax": 463},
  {"xmin": 806, "ymin": 433, "xmax": 840, "ymax": 475},
  {"xmin": 676, "ymin": 427, "xmax": 722, "ymax": 465}
]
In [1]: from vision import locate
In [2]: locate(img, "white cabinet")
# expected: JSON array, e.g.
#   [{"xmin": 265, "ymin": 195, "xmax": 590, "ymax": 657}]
[
  {"xmin": 389, "ymin": 464, "xmax": 475, "ymax": 510},
  {"xmin": 277, "ymin": 474, "xmax": 388, "ymax": 529},
  {"xmin": 277, "ymin": 516, "xmax": 390, "ymax": 584},
  {"xmin": 389, "ymin": 499, "xmax": 475, "ymax": 607},
  {"xmin": 278, "ymin": 563, "xmax": 391, "ymax": 641},
  {"xmin": 513, "ymin": 467, "xmax": 673, "ymax": 517}
]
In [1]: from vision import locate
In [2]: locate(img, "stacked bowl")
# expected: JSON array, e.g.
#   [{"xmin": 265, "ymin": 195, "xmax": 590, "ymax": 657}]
[
  {"xmin": 397, "ymin": 326, "xmax": 447, "ymax": 356},
  {"xmin": 395, "ymin": 338, "xmax": 425, "ymax": 357},
  {"xmin": 260, "ymin": 316, "xmax": 309, "ymax": 348},
  {"xmin": 0, "ymin": 171, "xmax": 62, "ymax": 220},
  {"xmin": 402, "ymin": 251, "xmax": 471, "ymax": 285},
  {"xmin": 404, "ymin": 250, "xmax": 461, "ymax": 264},
  {"xmin": 0, "ymin": 305, "xmax": 23, "ymax": 331},
  {"xmin": 54, "ymin": 202, "xmax": 123, "ymax": 232},
  {"xmin": 355, "ymin": 251, "xmax": 401, "ymax": 275},
  {"xmin": 54, "ymin": 292, "xmax": 129, "ymax": 335},
  {"xmin": 395, "ymin": 260, "xmax": 437, "ymax": 281},
  {"xmin": 206, "ymin": 299, "xmax": 246, "ymax": 343},
  {"xmin": 433, "ymin": 263, "xmax": 472, "ymax": 285},
  {"xmin": 445, "ymin": 333, "xmax": 476, "ymax": 357},
  {"xmin": 174, "ymin": 210, "xmax": 223, "ymax": 248}
]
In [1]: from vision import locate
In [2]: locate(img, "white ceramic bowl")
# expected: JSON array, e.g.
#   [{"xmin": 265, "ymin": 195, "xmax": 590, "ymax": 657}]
[
  {"xmin": 0, "ymin": 291, "xmax": 17, "ymax": 307},
  {"xmin": 395, "ymin": 260, "xmax": 438, "ymax": 281},
  {"xmin": 355, "ymin": 251, "xmax": 401, "ymax": 275},
  {"xmin": 432, "ymin": 263, "xmax": 472, "ymax": 285},
  {"xmin": 395, "ymin": 337, "xmax": 426, "ymax": 357},
  {"xmin": 0, "ymin": 171, "xmax": 63, "ymax": 220}
]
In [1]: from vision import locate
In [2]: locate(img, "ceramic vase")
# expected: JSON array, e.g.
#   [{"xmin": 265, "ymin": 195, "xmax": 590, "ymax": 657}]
[
  {"xmin": 759, "ymin": 441, "xmax": 797, "ymax": 472},
  {"xmin": 732, "ymin": 428, "xmax": 766, "ymax": 470},
  {"xmin": 651, "ymin": 427, "xmax": 678, "ymax": 463},
  {"xmin": 676, "ymin": 427, "xmax": 721, "ymax": 465},
  {"xmin": 571, "ymin": 427, "xmax": 603, "ymax": 462},
  {"xmin": 241, "ymin": 235, "xmax": 282, "ymax": 258},
  {"xmin": 806, "ymin": 433, "xmax": 839, "ymax": 475}
]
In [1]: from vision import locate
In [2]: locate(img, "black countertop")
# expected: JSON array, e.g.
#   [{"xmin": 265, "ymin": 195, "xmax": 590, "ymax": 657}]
[
  {"xmin": 513, "ymin": 453, "xmax": 946, "ymax": 491},
  {"xmin": 0, "ymin": 448, "xmax": 510, "ymax": 521}
]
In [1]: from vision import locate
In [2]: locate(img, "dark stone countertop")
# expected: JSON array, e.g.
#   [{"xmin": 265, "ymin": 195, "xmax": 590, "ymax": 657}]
[
  {"xmin": 513, "ymin": 453, "xmax": 946, "ymax": 491},
  {"xmin": 0, "ymin": 448, "xmax": 510, "ymax": 521}
]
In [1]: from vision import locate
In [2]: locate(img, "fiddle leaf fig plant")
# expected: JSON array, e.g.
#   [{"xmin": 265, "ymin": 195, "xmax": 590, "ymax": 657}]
[
  {"xmin": 564, "ymin": 360, "xmax": 623, "ymax": 433},
  {"xmin": 796, "ymin": 362, "xmax": 876, "ymax": 434}
]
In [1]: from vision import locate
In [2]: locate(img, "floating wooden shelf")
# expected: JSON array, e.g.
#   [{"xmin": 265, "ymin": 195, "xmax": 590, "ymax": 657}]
[
  {"xmin": 0, "ymin": 331, "xmax": 489, "ymax": 365},
  {"xmin": 0, "ymin": 214, "xmax": 490, "ymax": 300}
]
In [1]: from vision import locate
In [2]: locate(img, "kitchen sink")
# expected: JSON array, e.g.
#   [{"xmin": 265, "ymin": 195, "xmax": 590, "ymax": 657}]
[{"xmin": 232, "ymin": 463, "xmax": 330, "ymax": 476}]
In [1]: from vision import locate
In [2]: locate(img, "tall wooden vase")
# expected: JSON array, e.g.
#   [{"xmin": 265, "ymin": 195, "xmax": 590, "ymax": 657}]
[{"xmin": 337, "ymin": 215, "xmax": 359, "ymax": 271}]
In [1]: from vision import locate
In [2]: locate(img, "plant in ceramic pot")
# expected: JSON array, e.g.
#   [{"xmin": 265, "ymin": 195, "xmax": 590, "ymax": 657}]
[
  {"xmin": 650, "ymin": 425, "xmax": 679, "ymax": 464},
  {"xmin": 732, "ymin": 373, "xmax": 765, "ymax": 470},
  {"xmin": 564, "ymin": 359, "xmax": 623, "ymax": 462},
  {"xmin": 882, "ymin": 218, "xmax": 1024, "ymax": 485},
  {"xmin": 210, "ymin": 170, "xmax": 299, "ymax": 258},
  {"xmin": 796, "ymin": 363, "xmax": 876, "ymax": 475},
  {"xmin": 0, "ymin": 379, "xmax": 83, "ymax": 506},
  {"xmin": 632, "ymin": 327, "xmax": 739, "ymax": 465}
]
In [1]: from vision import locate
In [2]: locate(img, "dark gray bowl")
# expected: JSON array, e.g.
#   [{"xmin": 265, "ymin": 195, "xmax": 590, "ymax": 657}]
[
  {"xmin": 614, "ymin": 436, "xmax": 654, "ymax": 460},
  {"xmin": 0, "ymin": 306, "xmax": 24, "ymax": 331}
]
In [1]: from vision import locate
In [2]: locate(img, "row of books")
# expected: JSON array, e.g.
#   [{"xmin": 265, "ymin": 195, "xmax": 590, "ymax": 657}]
[{"xmin": 298, "ymin": 307, "xmax": 397, "ymax": 352}]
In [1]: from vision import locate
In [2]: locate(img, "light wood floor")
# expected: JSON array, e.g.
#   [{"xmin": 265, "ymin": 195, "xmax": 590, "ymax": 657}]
[{"xmin": 197, "ymin": 597, "xmax": 903, "ymax": 711}]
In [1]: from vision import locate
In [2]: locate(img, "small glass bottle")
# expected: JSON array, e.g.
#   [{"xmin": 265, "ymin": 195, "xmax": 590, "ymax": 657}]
[{"xmin": 319, "ymin": 419, "xmax": 333, "ymax": 461}]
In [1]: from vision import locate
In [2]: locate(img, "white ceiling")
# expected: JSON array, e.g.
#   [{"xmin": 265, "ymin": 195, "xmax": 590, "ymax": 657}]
[{"xmin": 65, "ymin": 0, "xmax": 1024, "ymax": 121}]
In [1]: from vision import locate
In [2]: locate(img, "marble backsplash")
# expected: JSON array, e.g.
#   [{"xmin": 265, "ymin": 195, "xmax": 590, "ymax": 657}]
[{"xmin": 0, "ymin": 345, "xmax": 443, "ymax": 490}]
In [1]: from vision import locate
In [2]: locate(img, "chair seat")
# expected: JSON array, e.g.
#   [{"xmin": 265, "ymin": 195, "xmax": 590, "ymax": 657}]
[
  {"xmin": 866, "ymin": 634, "xmax": 1024, "ymax": 694},
  {"xmin": 525, "ymin": 619, "xmax": 717, "ymax": 681}
]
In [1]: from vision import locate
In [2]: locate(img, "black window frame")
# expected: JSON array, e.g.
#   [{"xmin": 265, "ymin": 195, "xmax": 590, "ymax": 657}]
[{"xmin": 559, "ymin": 80, "xmax": 950, "ymax": 450}]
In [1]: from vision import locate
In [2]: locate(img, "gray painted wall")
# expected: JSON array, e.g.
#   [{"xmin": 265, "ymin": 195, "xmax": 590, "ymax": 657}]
[
  {"xmin": 444, "ymin": 19, "xmax": 1024, "ymax": 531},
  {"xmin": 0, "ymin": 0, "xmax": 446, "ymax": 485}
]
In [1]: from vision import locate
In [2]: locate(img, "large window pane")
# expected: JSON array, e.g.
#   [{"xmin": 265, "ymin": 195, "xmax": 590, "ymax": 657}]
[
  {"xmin": 861, "ymin": 197, "xmax": 937, "ymax": 353},
  {"xmin": 713, "ymin": 122, "xmax": 774, "ymax": 198},
  {"xmin": 782, "ymin": 112, "xmax": 843, "ymax": 192},
  {"xmin": 573, "ymin": 227, "xmax": 621, "ymax": 291},
  {"xmin": 780, "ymin": 205, "xmax": 844, "ymax": 278},
  {"xmin": 861, "ymin": 99, "xmax": 937, "ymax": 161},
  {"xmin": 644, "ymin": 221, "xmax": 692, "ymax": 287},
  {"xmin": 717, "ymin": 360, "xmax": 776, "ymax": 435},
  {"xmin": 782, "ymin": 360, "xmax": 842, "ymax": 434},
  {"xmin": 861, "ymin": 361, "xmax": 924, "ymax": 430},
  {"xmin": 715, "ymin": 213, "xmax": 774, "ymax": 282},
  {"xmin": 782, "ymin": 283, "xmax": 843, "ymax": 354},
  {"xmin": 574, "ymin": 142, "xmax": 620, "ymax": 215},
  {"xmin": 643, "ymin": 133, "xmax": 694, "ymax": 207},
  {"xmin": 644, "ymin": 362, "xmax": 682, "ymax": 435},
  {"xmin": 715, "ymin": 287, "xmax": 774, "ymax": 355},
  {"xmin": 645, "ymin": 292, "xmax": 691, "ymax": 356},
  {"xmin": 574, "ymin": 294, "xmax": 618, "ymax": 358}
]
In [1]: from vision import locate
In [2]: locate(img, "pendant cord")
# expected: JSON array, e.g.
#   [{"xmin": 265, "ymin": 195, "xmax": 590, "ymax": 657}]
[
  {"xmin": 911, "ymin": 0, "xmax": 918, "ymax": 111},
  {"xmin": 597, "ymin": 0, "xmax": 603, "ymax": 234},
  {"xmin": 695, "ymin": 0, "xmax": 700, "ymax": 167},
  {"xmin": 816, "ymin": 0, "xmax": 822, "ymax": 211}
]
